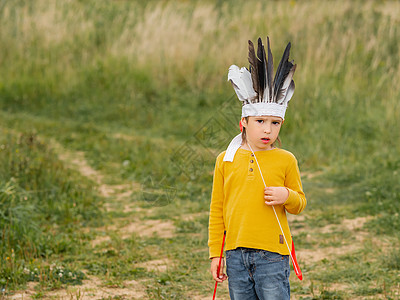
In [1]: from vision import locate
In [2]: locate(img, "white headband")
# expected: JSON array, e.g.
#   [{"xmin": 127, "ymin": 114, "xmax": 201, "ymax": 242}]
[{"xmin": 241, "ymin": 102, "xmax": 287, "ymax": 119}]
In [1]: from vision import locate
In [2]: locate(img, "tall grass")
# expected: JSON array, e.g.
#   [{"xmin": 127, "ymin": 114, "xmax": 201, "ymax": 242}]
[
  {"xmin": 0, "ymin": 0, "xmax": 399, "ymax": 296},
  {"xmin": 0, "ymin": 0, "xmax": 399, "ymax": 163},
  {"xmin": 0, "ymin": 131, "xmax": 102, "ymax": 290}
]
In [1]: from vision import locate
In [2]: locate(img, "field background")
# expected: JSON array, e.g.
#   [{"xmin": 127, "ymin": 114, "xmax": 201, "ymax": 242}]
[{"xmin": 1, "ymin": 0, "xmax": 399, "ymax": 299}]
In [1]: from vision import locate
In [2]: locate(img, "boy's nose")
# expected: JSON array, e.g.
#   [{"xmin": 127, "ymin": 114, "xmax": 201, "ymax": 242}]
[{"xmin": 264, "ymin": 126, "xmax": 271, "ymax": 133}]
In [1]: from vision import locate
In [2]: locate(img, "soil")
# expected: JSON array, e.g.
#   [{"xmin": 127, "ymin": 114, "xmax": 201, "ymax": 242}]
[{"xmin": 9, "ymin": 277, "xmax": 147, "ymax": 300}]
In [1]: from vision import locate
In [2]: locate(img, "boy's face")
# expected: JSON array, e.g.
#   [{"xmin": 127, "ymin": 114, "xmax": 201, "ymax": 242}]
[{"xmin": 242, "ymin": 116, "xmax": 283, "ymax": 151}]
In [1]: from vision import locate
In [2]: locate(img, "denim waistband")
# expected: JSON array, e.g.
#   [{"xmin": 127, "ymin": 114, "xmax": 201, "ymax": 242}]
[{"xmin": 230, "ymin": 247, "xmax": 263, "ymax": 253}]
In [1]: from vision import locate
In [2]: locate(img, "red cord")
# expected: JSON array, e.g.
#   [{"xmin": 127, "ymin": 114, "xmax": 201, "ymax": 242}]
[
  {"xmin": 291, "ymin": 238, "xmax": 303, "ymax": 280},
  {"xmin": 212, "ymin": 231, "xmax": 226, "ymax": 300}
]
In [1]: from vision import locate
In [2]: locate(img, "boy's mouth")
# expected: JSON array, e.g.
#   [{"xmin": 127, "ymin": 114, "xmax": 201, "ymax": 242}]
[{"xmin": 261, "ymin": 138, "xmax": 270, "ymax": 144}]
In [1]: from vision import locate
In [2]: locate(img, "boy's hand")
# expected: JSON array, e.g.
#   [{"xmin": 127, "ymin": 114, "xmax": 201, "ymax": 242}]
[
  {"xmin": 264, "ymin": 187, "xmax": 289, "ymax": 206},
  {"xmin": 210, "ymin": 257, "xmax": 227, "ymax": 282}
]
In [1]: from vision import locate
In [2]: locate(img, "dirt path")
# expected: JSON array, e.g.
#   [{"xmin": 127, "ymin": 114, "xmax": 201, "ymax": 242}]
[
  {"xmin": 52, "ymin": 140, "xmax": 141, "ymax": 199},
  {"xmin": 289, "ymin": 215, "xmax": 376, "ymax": 264},
  {"xmin": 9, "ymin": 277, "xmax": 147, "ymax": 300},
  {"xmin": 9, "ymin": 141, "xmax": 174, "ymax": 300}
]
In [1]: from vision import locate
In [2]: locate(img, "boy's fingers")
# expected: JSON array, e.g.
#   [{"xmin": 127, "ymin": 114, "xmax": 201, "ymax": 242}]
[
  {"xmin": 264, "ymin": 188, "xmax": 275, "ymax": 196},
  {"xmin": 218, "ymin": 261, "xmax": 228, "ymax": 281},
  {"xmin": 264, "ymin": 195, "xmax": 275, "ymax": 202},
  {"xmin": 211, "ymin": 264, "xmax": 220, "ymax": 281},
  {"xmin": 214, "ymin": 271, "xmax": 224, "ymax": 282},
  {"xmin": 211, "ymin": 259, "xmax": 226, "ymax": 282},
  {"xmin": 265, "ymin": 200, "xmax": 278, "ymax": 206},
  {"xmin": 212, "ymin": 268, "xmax": 220, "ymax": 281},
  {"xmin": 218, "ymin": 261, "xmax": 224, "ymax": 276},
  {"xmin": 216, "ymin": 272, "xmax": 227, "ymax": 281}
]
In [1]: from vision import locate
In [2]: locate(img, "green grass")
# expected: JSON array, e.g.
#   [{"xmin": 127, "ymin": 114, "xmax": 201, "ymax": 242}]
[
  {"xmin": 0, "ymin": 131, "xmax": 102, "ymax": 292},
  {"xmin": 1, "ymin": 0, "xmax": 400, "ymax": 298}
]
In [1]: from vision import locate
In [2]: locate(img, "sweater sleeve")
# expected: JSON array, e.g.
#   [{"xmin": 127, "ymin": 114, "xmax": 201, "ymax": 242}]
[
  {"xmin": 283, "ymin": 156, "xmax": 307, "ymax": 215},
  {"xmin": 208, "ymin": 154, "xmax": 226, "ymax": 258}
]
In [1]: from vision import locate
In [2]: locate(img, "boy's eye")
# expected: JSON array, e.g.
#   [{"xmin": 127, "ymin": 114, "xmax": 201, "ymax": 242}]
[
  {"xmin": 256, "ymin": 120, "xmax": 264, "ymax": 123},
  {"xmin": 272, "ymin": 121, "xmax": 281, "ymax": 125}
]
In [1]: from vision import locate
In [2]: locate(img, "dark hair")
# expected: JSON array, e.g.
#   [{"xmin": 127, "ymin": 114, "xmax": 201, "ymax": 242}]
[
  {"xmin": 241, "ymin": 117, "xmax": 249, "ymax": 145},
  {"xmin": 241, "ymin": 117, "xmax": 281, "ymax": 147}
]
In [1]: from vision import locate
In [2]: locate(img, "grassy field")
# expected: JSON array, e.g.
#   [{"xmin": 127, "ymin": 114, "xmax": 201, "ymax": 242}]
[{"xmin": 1, "ymin": 0, "xmax": 399, "ymax": 299}]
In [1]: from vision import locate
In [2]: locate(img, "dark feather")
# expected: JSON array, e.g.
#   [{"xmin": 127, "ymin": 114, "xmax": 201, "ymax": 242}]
[
  {"xmin": 246, "ymin": 38, "xmax": 295, "ymax": 105},
  {"xmin": 266, "ymin": 37, "xmax": 274, "ymax": 102},
  {"xmin": 282, "ymin": 80, "xmax": 295, "ymax": 104},
  {"xmin": 276, "ymin": 64, "xmax": 296, "ymax": 103},
  {"xmin": 273, "ymin": 42, "xmax": 293, "ymax": 101},
  {"xmin": 257, "ymin": 38, "xmax": 266, "ymax": 102},
  {"xmin": 248, "ymin": 40, "xmax": 259, "ymax": 100}
]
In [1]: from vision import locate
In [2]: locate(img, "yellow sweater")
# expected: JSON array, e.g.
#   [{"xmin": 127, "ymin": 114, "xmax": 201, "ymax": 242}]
[{"xmin": 208, "ymin": 148, "xmax": 306, "ymax": 258}]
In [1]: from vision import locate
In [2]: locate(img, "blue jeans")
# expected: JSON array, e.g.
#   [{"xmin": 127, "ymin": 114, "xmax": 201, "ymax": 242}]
[{"xmin": 226, "ymin": 248, "xmax": 290, "ymax": 300}]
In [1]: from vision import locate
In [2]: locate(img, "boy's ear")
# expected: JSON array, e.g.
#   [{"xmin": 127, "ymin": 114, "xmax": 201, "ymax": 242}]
[{"xmin": 241, "ymin": 117, "xmax": 247, "ymax": 127}]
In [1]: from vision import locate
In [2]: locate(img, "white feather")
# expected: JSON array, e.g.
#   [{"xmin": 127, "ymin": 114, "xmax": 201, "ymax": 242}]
[
  {"xmin": 281, "ymin": 81, "xmax": 295, "ymax": 105},
  {"xmin": 276, "ymin": 67, "xmax": 296, "ymax": 104},
  {"xmin": 228, "ymin": 65, "xmax": 257, "ymax": 102},
  {"xmin": 263, "ymin": 82, "xmax": 270, "ymax": 103}
]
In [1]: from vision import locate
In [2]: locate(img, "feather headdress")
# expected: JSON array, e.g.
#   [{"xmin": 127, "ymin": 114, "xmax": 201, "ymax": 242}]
[
  {"xmin": 228, "ymin": 37, "xmax": 296, "ymax": 119},
  {"xmin": 224, "ymin": 37, "xmax": 297, "ymax": 162}
]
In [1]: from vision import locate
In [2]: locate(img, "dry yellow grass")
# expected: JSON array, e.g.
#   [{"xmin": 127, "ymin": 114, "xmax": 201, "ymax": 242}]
[{"xmin": 3, "ymin": 0, "xmax": 400, "ymax": 96}]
